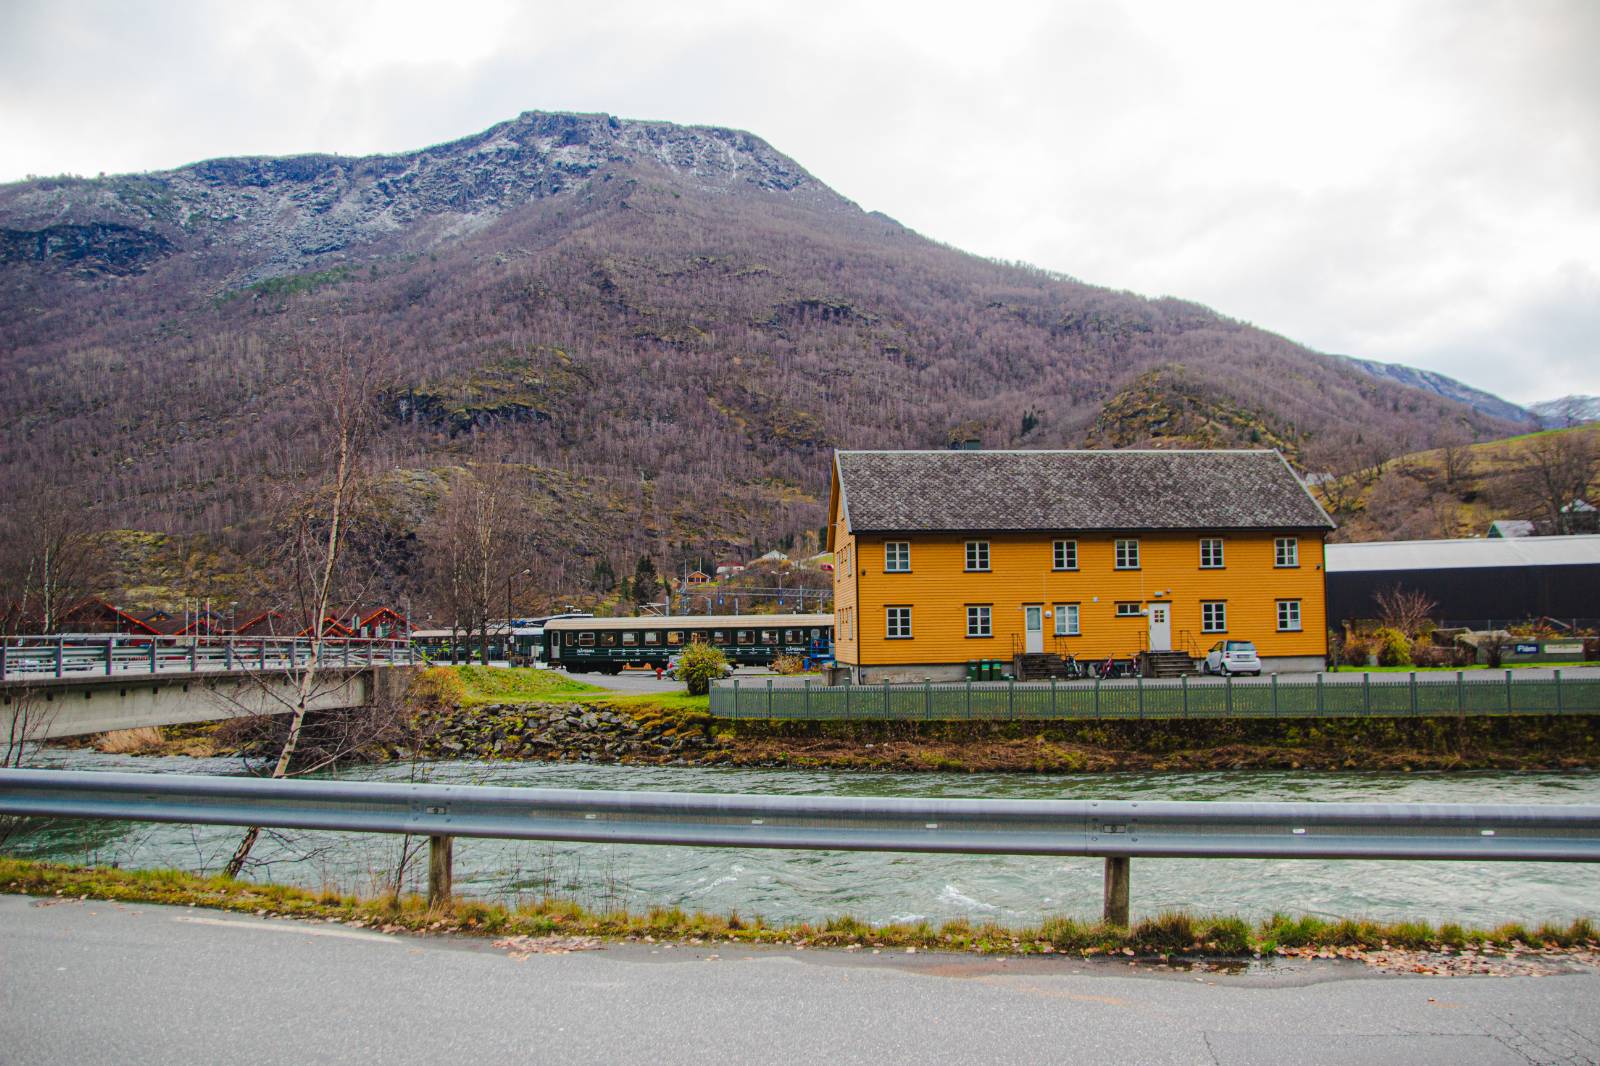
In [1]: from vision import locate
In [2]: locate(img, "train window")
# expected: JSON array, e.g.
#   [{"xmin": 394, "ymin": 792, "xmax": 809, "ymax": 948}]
[
  {"xmin": 565, "ymin": 632, "xmax": 575, "ymax": 646},
  {"xmin": 667, "ymin": 631, "xmax": 684, "ymax": 645},
  {"xmin": 760, "ymin": 629, "xmax": 777, "ymax": 644},
  {"xmin": 689, "ymin": 632, "xmax": 707, "ymax": 644},
  {"xmin": 578, "ymin": 632, "xmax": 595, "ymax": 647},
  {"xmin": 784, "ymin": 629, "xmax": 798, "ymax": 643},
  {"xmin": 601, "ymin": 632, "xmax": 618, "ymax": 646},
  {"xmin": 738, "ymin": 631, "xmax": 753, "ymax": 645},
  {"xmin": 713, "ymin": 630, "xmax": 727, "ymax": 643},
  {"xmin": 643, "ymin": 631, "xmax": 661, "ymax": 645},
  {"xmin": 622, "ymin": 632, "xmax": 638, "ymax": 646},
  {"xmin": 810, "ymin": 629, "xmax": 821, "ymax": 640}
]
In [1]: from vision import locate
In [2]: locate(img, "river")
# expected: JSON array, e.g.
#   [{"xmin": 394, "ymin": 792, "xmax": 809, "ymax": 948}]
[{"xmin": 9, "ymin": 749, "xmax": 1599, "ymax": 929}]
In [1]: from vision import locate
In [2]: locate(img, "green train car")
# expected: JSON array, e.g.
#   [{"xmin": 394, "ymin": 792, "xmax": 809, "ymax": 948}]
[{"xmin": 544, "ymin": 614, "xmax": 833, "ymax": 674}]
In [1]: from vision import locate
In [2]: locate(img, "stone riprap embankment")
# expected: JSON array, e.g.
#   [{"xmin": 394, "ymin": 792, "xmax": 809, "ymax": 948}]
[{"xmin": 414, "ymin": 704, "xmax": 722, "ymax": 764}]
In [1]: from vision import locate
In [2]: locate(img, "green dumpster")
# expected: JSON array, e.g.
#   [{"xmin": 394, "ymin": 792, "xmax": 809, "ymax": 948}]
[{"xmin": 966, "ymin": 660, "xmax": 979, "ymax": 681}]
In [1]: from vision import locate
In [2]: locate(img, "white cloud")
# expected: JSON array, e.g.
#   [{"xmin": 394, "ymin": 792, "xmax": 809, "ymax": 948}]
[{"xmin": 1, "ymin": 0, "xmax": 1595, "ymax": 403}]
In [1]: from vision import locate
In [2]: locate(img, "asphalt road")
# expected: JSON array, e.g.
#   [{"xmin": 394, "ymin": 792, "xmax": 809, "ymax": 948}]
[{"xmin": 5, "ymin": 894, "xmax": 1598, "ymax": 1065}]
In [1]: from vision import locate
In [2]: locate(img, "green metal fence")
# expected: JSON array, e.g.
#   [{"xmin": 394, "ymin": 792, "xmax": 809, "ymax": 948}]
[{"xmin": 709, "ymin": 671, "xmax": 1599, "ymax": 721}]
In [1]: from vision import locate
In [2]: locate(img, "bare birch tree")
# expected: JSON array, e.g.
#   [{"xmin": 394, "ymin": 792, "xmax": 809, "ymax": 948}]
[{"xmin": 224, "ymin": 329, "xmax": 388, "ymax": 878}]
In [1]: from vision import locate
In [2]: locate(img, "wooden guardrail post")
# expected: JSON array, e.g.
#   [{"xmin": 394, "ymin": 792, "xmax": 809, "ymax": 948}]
[
  {"xmin": 1103, "ymin": 857, "xmax": 1130, "ymax": 927},
  {"xmin": 1457, "ymin": 669, "xmax": 1465, "ymax": 713},
  {"xmin": 731, "ymin": 679, "xmax": 739, "ymax": 719},
  {"xmin": 1556, "ymin": 669, "xmax": 1564, "ymax": 714},
  {"xmin": 105, "ymin": 638, "xmax": 115, "ymax": 676},
  {"xmin": 1270, "ymin": 673, "xmax": 1278, "ymax": 716},
  {"xmin": 428, "ymin": 835, "xmax": 453, "ymax": 908},
  {"xmin": 804, "ymin": 678, "xmax": 811, "ymax": 718},
  {"xmin": 55, "ymin": 636, "xmax": 63, "ymax": 678},
  {"xmin": 1409, "ymin": 671, "xmax": 1418, "ymax": 716},
  {"xmin": 1506, "ymin": 669, "xmax": 1514, "ymax": 714},
  {"xmin": 924, "ymin": 679, "xmax": 932, "ymax": 721},
  {"xmin": 883, "ymin": 679, "xmax": 890, "ymax": 717},
  {"xmin": 1363, "ymin": 672, "xmax": 1371, "ymax": 715},
  {"xmin": 768, "ymin": 679, "xmax": 774, "ymax": 718},
  {"xmin": 1315, "ymin": 673, "xmax": 1323, "ymax": 716},
  {"xmin": 1181, "ymin": 674, "xmax": 1188, "ymax": 718}
]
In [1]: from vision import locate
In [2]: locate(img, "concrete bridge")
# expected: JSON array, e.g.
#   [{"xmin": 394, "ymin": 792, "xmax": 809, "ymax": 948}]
[{"xmin": 1, "ymin": 636, "xmax": 416, "ymax": 740}]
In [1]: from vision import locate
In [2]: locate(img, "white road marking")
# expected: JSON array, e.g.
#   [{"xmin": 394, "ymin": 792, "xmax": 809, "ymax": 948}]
[{"xmin": 174, "ymin": 916, "xmax": 403, "ymax": 944}]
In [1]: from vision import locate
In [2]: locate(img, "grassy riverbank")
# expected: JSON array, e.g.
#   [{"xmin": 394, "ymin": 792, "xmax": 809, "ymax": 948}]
[{"xmin": 4, "ymin": 858, "xmax": 1595, "ymax": 964}]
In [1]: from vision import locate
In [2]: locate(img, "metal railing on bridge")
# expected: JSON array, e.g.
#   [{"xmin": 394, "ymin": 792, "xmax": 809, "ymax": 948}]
[
  {"xmin": 2, "ymin": 768, "xmax": 1597, "ymax": 924},
  {"xmin": 712, "ymin": 670, "xmax": 1600, "ymax": 721},
  {"xmin": 0, "ymin": 635, "xmax": 414, "ymax": 683}
]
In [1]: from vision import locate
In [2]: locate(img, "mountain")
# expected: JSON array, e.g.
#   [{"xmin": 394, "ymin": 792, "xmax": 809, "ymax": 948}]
[
  {"xmin": 1337, "ymin": 356, "xmax": 1533, "ymax": 425},
  {"xmin": 1528, "ymin": 395, "xmax": 1600, "ymax": 428},
  {"xmin": 0, "ymin": 110, "xmax": 1532, "ymax": 603}
]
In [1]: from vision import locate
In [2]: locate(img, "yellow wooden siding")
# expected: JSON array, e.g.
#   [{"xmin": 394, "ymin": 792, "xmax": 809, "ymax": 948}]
[
  {"xmin": 852, "ymin": 532, "xmax": 1326, "ymax": 666},
  {"xmin": 830, "ymin": 482, "xmax": 861, "ymax": 665}
]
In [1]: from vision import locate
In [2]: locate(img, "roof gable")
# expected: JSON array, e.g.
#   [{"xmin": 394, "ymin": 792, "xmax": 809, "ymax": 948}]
[{"xmin": 834, "ymin": 449, "xmax": 1334, "ymax": 534}]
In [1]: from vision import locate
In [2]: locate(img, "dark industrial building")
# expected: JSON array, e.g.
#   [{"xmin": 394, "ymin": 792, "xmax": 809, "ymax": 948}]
[{"xmin": 1325, "ymin": 535, "xmax": 1600, "ymax": 626}]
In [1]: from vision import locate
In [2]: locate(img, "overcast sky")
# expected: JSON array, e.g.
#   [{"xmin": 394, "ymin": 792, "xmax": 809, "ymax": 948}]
[{"xmin": 3, "ymin": 0, "xmax": 1596, "ymax": 405}]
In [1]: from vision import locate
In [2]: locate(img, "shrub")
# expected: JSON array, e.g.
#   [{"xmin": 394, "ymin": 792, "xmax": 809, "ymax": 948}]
[
  {"xmin": 1372, "ymin": 627, "xmax": 1412, "ymax": 667},
  {"xmin": 1340, "ymin": 637, "xmax": 1373, "ymax": 667},
  {"xmin": 409, "ymin": 667, "xmax": 465, "ymax": 710},
  {"xmin": 772, "ymin": 654, "xmax": 805, "ymax": 675},
  {"xmin": 676, "ymin": 641, "xmax": 730, "ymax": 696}
]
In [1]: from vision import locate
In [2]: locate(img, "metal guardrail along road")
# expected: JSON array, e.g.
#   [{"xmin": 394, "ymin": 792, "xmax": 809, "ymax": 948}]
[
  {"xmin": 713, "ymin": 671, "xmax": 1600, "ymax": 721},
  {"xmin": 3, "ymin": 769, "xmax": 1598, "ymax": 923},
  {"xmin": 0, "ymin": 636, "xmax": 413, "ymax": 682}
]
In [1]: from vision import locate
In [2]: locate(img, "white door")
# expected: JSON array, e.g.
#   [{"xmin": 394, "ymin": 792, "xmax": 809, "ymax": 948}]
[
  {"xmin": 1148, "ymin": 604, "xmax": 1171, "ymax": 652},
  {"xmin": 1024, "ymin": 605, "xmax": 1043, "ymax": 654}
]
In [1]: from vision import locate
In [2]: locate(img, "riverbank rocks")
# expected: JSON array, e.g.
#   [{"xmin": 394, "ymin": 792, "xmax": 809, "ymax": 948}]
[{"xmin": 409, "ymin": 704, "xmax": 721, "ymax": 764}]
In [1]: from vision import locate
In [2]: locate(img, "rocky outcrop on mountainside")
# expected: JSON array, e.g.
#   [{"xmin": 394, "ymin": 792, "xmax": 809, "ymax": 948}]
[{"xmin": 0, "ymin": 111, "xmax": 842, "ymax": 283}]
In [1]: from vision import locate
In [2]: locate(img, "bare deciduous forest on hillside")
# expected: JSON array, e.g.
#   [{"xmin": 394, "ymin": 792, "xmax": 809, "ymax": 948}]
[{"xmin": 0, "ymin": 112, "xmax": 1543, "ymax": 617}]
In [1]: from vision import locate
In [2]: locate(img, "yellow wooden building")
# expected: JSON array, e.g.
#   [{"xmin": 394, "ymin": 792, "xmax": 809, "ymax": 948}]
[{"xmin": 828, "ymin": 449, "xmax": 1335, "ymax": 681}]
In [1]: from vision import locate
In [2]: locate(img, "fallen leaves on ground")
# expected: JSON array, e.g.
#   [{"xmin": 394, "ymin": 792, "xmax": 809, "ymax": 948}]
[{"xmin": 493, "ymin": 935, "xmax": 602, "ymax": 960}]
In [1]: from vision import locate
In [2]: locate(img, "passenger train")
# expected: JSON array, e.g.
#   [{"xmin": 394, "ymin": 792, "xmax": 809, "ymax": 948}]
[{"xmin": 543, "ymin": 614, "xmax": 833, "ymax": 673}]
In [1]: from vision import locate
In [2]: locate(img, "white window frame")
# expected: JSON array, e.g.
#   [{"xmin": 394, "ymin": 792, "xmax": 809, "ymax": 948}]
[
  {"xmin": 965, "ymin": 540, "xmax": 991, "ymax": 572},
  {"xmin": 1201, "ymin": 601, "xmax": 1227, "ymax": 633},
  {"xmin": 1114, "ymin": 602, "xmax": 1141, "ymax": 618},
  {"xmin": 966, "ymin": 605, "xmax": 992, "ymax": 637},
  {"xmin": 1277, "ymin": 599, "xmax": 1302, "ymax": 631},
  {"xmin": 1115, "ymin": 538, "xmax": 1140, "ymax": 570},
  {"xmin": 884, "ymin": 541, "xmax": 910, "ymax": 573},
  {"xmin": 1275, "ymin": 537, "xmax": 1300, "ymax": 568},
  {"xmin": 1053, "ymin": 539, "xmax": 1078, "ymax": 571},
  {"xmin": 1200, "ymin": 538, "xmax": 1225, "ymax": 569},
  {"xmin": 1054, "ymin": 603, "xmax": 1080, "ymax": 636},
  {"xmin": 885, "ymin": 606, "xmax": 912, "ymax": 639}
]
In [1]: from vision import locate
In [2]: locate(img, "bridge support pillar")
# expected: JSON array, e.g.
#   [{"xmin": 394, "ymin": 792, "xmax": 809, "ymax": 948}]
[
  {"xmin": 1103, "ymin": 856, "xmax": 1129, "ymax": 927},
  {"xmin": 428, "ymin": 835, "xmax": 453, "ymax": 909}
]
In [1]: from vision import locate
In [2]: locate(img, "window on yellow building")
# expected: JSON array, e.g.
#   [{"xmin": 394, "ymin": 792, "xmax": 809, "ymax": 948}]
[
  {"xmin": 1201, "ymin": 601, "xmax": 1227, "ymax": 632},
  {"xmin": 1277, "ymin": 599, "xmax": 1302, "ymax": 631},
  {"xmin": 1115, "ymin": 539, "xmax": 1140, "ymax": 569},
  {"xmin": 885, "ymin": 542, "xmax": 910, "ymax": 572},
  {"xmin": 1115, "ymin": 602, "xmax": 1141, "ymax": 617},
  {"xmin": 1054, "ymin": 603, "xmax": 1080, "ymax": 636},
  {"xmin": 886, "ymin": 606, "xmax": 912, "ymax": 639},
  {"xmin": 965, "ymin": 541, "xmax": 990, "ymax": 572},
  {"xmin": 965, "ymin": 605, "xmax": 992, "ymax": 637},
  {"xmin": 1200, "ymin": 538, "xmax": 1225, "ymax": 569},
  {"xmin": 1275, "ymin": 537, "xmax": 1299, "ymax": 567},
  {"xmin": 1053, "ymin": 540, "xmax": 1078, "ymax": 570}
]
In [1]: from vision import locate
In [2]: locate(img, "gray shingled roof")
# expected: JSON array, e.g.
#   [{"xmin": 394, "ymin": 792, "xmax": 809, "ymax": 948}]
[{"xmin": 836, "ymin": 450, "xmax": 1335, "ymax": 533}]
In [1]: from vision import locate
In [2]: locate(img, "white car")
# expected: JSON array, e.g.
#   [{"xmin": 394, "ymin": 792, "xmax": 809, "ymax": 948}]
[{"xmin": 1204, "ymin": 640, "xmax": 1261, "ymax": 676}]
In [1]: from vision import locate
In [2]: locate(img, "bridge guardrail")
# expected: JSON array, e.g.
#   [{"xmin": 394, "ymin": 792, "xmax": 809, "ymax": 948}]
[
  {"xmin": 0, "ymin": 636, "xmax": 414, "ymax": 683},
  {"xmin": 711, "ymin": 671, "xmax": 1600, "ymax": 721},
  {"xmin": 2, "ymin": 768, "xmax": 1598, "ymax": 923}
]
